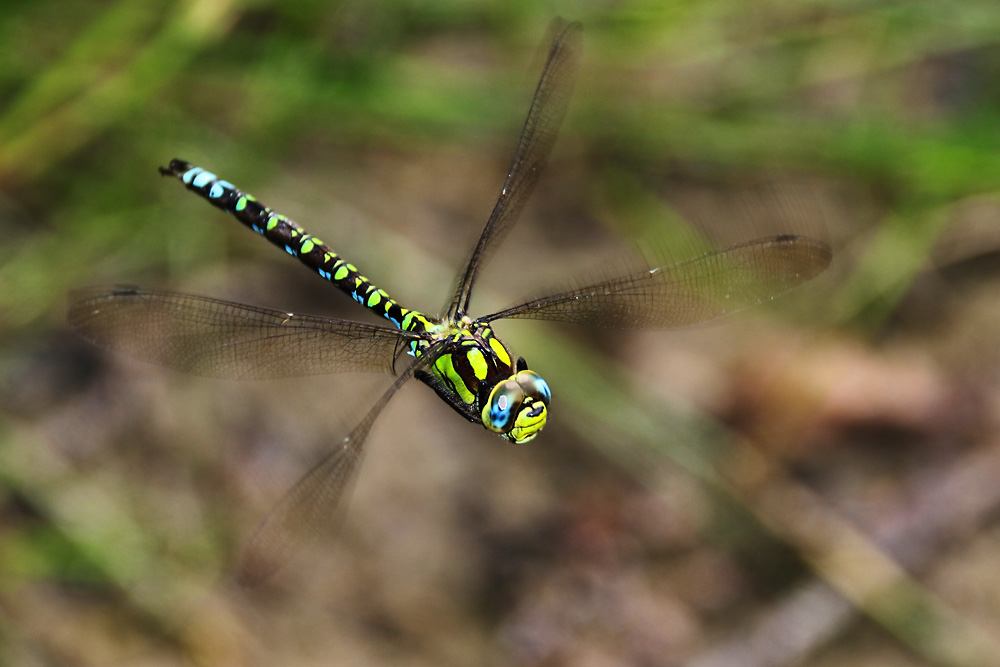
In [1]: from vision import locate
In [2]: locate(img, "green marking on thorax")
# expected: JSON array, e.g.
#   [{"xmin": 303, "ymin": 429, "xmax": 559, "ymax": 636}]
[
  {"xmin": 489, "ymin": 338, "xmax": 511, "ymax": 367},
  {"xmin": 435, "ymin": 353, "xmax": 475, "ymax": 404},
  {"xmin": 467, "ymin": 348, "xmax": 488, "ymax": 380}
]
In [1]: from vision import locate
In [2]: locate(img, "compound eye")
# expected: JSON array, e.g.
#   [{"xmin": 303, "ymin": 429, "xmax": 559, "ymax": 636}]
[
  {"xmin": 483, "ymin": 379, "xmax": 525, "ymax": 434},
  {"xmin": 515, "ymin": 370, "xmax": 551, "ymax": 406}
]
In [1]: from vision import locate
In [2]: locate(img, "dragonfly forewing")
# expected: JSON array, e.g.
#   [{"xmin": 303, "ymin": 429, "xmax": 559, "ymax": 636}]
[
  {"xmin": 448, "ymin": 20, "xmax": 583, "ymax": 319},
  {"xmin": 69, "ymin": 287, "xmax": 421, "ymax": 379},
  {"xmin": 483, "ymin": 235, "xmax": 832, "ymax": 328}
]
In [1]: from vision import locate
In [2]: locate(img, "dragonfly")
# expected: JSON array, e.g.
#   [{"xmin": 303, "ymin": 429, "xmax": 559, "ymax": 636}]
[{"xmin": 69, "ymin": 20, "xmax": 831, "ymax": 585}]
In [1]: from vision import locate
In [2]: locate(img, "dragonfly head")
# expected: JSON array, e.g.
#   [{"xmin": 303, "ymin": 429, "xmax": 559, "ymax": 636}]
[{"xmin": 482, "ymin": 363, "xmax": 551, "ymax": 444}]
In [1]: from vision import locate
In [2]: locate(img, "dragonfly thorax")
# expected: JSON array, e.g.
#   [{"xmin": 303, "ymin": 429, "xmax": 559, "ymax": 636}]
[{"xmin": 417, "ymin": 320, "xmax": 550, "ymax": 444}]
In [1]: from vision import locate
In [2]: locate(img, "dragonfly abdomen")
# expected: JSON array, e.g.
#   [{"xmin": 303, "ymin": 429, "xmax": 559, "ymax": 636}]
[{"xmin": 160, "ymin": 160, "xmax": 434, "ymax": 337}]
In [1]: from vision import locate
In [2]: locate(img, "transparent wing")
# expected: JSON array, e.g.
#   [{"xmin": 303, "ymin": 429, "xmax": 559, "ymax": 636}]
[
  {"xmin": 235, "ymin": 349, "xmax": 435, "ymax": 585},
  {"xmin": 68, "ymin": 286, "xmax": 421, "ymax": 378},
  {"xmin": 482, "ymin": 235, "xmax": 832, "ymax": 328},
  {"xmin": 447, "ymin": 19, "xmax": 582, "ymax": 320}
]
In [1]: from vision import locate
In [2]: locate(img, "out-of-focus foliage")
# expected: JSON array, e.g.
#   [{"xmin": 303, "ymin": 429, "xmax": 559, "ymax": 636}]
[{"xmin": 5, "ymin": 1, "xmax": 1000, "ymax": 665}]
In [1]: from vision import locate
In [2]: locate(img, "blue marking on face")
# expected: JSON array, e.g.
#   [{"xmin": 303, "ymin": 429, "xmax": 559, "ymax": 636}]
[
  {"xmin": 192, "ymin": 171, "xmax": 216, "ymax": 188},
  {"xmin": 251, "ymin": 225, "xmax": 262, "ymax": 234},
  {"xmin": 318, "ymin": 268, "xmax": 331, "ymax": 280},
  {"xmin": 285, "ymin": 245, "xmax": 296, "ymax": 256},
  {"xmin": 181, "ymin": 167, "xmax": 203, "ymax": 185},
  {"xmin": 489, "ymin": 392, "xmax": 515, "ymax": 431},
  {"xmin": 534, "ymin": 375, "xmax": 551, "ymax": 403}
]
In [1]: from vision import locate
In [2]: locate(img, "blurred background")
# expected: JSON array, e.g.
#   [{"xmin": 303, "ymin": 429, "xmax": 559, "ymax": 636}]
[{"xmin": 4, "ymin": 0, "xmax": 1000, "ymax": 665}]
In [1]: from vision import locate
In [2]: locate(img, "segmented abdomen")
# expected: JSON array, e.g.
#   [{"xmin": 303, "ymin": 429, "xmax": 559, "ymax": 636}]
[{"xmin": 160, "ymin": 159, "xmax": 433, "ymax": 339}]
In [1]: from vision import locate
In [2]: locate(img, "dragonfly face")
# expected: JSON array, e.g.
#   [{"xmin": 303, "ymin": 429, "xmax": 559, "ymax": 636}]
[{"xmin": 482, "ymin": 367, "xmax": 551, "ymax": 444}]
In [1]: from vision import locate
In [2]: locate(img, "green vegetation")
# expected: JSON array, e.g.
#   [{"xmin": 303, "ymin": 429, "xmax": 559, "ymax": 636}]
[{"xmin": 4, "ymin": 1, "xmax": 1000, "ymax": 664}]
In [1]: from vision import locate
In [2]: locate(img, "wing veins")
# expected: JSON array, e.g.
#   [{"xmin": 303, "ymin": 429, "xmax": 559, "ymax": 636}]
[
  {"xmin": 235, "ymin": 345, "xmax": 442, "ymax": 585},
  {"xmin": 447, "ymin": 19, "xmax": 582, "ymax": 319},
  {"xmin": 69, "ymin": 286, "xmax": 421, "ymax": 378},
  {"xmin": 482, "ymin": 235, "xmax": 832, "ymax": 328}
]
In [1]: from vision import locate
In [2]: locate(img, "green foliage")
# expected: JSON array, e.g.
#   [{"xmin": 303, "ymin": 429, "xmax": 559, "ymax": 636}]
[{"xmin": 5, "ymin": 1, "xmax": 1000, "ymax": 664}]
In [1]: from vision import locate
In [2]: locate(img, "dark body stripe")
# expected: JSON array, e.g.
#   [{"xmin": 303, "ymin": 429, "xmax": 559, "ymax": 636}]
[{"xmin": 160, "ymin": 160, "xmax": 433, "ymax": 339}]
